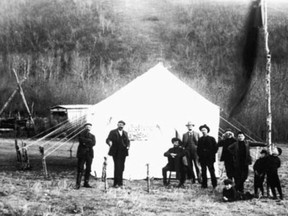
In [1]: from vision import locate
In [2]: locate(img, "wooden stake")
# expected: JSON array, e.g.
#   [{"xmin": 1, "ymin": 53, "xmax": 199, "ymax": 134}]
[
  {"xmin": 42, "ymin": 157, "xmax": 48, "ymax": 178},
  {"xmin": 146, "ymin": 163, "xmax": 150, "ymax": 193},
  {"xmin": 102, "ymin": 156, "xmax": 108, "ymax": 192},
  {"xmin": 15, "ymin": 139, "xmax": 22, "ymax": 163}
]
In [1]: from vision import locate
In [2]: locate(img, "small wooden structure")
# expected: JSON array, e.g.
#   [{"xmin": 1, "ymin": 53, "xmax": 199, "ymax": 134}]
[{"xmin": 50, "ymin": 104, "xmax": 92, "ymax": 124}]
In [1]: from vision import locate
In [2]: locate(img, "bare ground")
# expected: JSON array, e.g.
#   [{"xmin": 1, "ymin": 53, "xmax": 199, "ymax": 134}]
[{"xmin": 1, "ymin": 138, "xmax": 288, "ymax": 216}]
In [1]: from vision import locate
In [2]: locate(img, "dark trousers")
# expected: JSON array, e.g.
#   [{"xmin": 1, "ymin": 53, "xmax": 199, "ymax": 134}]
[
  {"xmin": 162, "ymin": 164, "xmax": 186, "ymax": 185},
  {"xmin": 76, "ymin": 156, "xmax": 93, "ymax": 185},
  {"xmin": 200, "ymin": 161, "xmax": 217, "ymax": 188},
  {"xmin": 224, "ymin": 160, "xmax": 234, "ymax": 180},
  {"xmin": 267, "ymin": 172, "xmax": 283, "ymax": 199},
  {"xmin": 113, "ymin": 154, "xmax": 126, "ymax": 186},
  {"xmin": 254, "ymin": 174, "xmax": 265, "ymax": 196},
  {"xmin": 187, "ymin": 148, "xmax": 201, "ymax": 182},
  {"xmin": 234, "ymin": 165, "xmax": 248, "ymax": 192}
]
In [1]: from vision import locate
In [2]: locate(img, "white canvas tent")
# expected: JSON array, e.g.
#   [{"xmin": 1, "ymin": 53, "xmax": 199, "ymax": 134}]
[{"xmin": 86, "ymin": 62, "xmax": 220, "ymax": 179}]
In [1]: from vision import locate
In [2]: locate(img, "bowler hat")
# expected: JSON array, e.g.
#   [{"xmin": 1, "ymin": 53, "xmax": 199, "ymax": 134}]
[
  {"xmin": 185, "ymin": 121, "xmax": 195, "ymax": 127},
  {"xmin": 199, "ymin": 124, "xmax": 210, "ymax": 133},
  {"xmin": 118, "ymin": 120, "xmax": 126, "ymax": 125}
]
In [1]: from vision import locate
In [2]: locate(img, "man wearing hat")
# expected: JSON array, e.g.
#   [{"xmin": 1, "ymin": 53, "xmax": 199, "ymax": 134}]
[
  {"xmin": 75, "ymin": 122, "xmax": 96, "ymax": 189},
  {"xmin": 197, "ymin": 124, "xmax": 218, "ymax": 189},
  {"xmin": 181, "ymin": 121, "xmax": 201, "ymax": 184},
  {"xmin": 106, "ymin": 120, "xmax": 130, "ymax": 188},
  {"xmin": 218, "ymin": 128, "xmax": 236, "ymax": 180},
  {"xmin": 162, "ymin": 137, "xmax": 187, "ymax": 187}
]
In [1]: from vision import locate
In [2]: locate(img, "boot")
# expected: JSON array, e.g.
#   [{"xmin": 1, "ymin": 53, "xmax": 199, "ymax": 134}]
[
  {"xmin": 83, "ymin": 175, "xmax": 93, "ymax": 188},
  {"xmin": 75, "ymin": 172, "xmax": 82, "ymax": 189}
]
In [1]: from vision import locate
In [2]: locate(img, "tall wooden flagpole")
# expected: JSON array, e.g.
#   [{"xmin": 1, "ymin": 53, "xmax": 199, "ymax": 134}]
[{"xmin": 262, "ymin": 0, "xmax": 273, "ymax": 152}]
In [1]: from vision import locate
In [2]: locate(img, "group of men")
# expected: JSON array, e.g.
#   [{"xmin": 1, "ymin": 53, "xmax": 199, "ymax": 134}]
[
  {"xmin": 162, "ymin": 122, "xmax": 270, "ymax": 193},
  {"xmin": 162, "ymin": 122, "xmax": 218, "ymax": 189},
  {"xmin": 74, "ymin": 119, "xmax": 272, "ymax": 195},
  {"xmin": 75, "ymin": 120, "xmax": 129, "ymax": 189}
]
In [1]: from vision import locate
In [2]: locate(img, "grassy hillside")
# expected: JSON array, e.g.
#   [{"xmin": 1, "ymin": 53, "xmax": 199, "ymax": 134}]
[{"xmin": 0, "ymin": 0, "xmax": 288, "ymax": 141}]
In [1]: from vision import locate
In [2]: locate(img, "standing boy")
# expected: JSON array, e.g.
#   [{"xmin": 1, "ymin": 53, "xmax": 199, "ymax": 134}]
[{"xmin": 253, "ymin": 149, "xmax": 268, "ymax": 198}]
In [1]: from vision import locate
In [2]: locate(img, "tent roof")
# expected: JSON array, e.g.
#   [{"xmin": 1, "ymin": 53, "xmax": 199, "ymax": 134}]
[{"xmin": 88, "ymin": 62, "xmax": 219, "ymax": 128}]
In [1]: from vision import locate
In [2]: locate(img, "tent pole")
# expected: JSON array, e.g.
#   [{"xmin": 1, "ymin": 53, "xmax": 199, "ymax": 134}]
[{"xmin": 262, "ymin": 0, "xmax": 272, "ymax": 152}]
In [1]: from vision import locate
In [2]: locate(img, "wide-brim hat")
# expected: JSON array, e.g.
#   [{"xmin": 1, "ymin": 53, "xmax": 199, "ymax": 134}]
[
  {"xmin": 118, "ymin": 120, "xmax": 126, "ymax": 125},
  {"xmin": 171, "ymin": 137, "xmax": 182, "ymax": 144},
  {"xmin": 199, "ymin": 124, "xmax": 210, "ymax": 133},
  {"xmin": 185, "ymin": 121, "xmax": 195, "ymax": 126}
]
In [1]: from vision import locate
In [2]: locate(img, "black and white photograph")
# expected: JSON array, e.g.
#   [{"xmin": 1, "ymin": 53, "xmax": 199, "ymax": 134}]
[{"xmin": 0, "ymin": 0, "xmax": 288, "ymax": 215}]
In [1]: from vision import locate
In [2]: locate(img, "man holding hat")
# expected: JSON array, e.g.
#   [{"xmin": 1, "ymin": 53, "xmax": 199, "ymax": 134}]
[
  {"xmin": 197, "ymin": 124, "xmax": 218, "ymax": 189},
  {"xmin": 181, "ymin": 121, "xmax": 201, "ymax": 184},
  {"xmin": 106, "ymin": 120, "xmax": 130, "ymax": 188},
  {"xmin": 75, "ymin": 122, "xmax": 96, "ymax": 189}
]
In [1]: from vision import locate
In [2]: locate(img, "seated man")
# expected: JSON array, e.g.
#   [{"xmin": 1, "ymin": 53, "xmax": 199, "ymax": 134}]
[{"xmin": 162, "ymin": 137, "xmax": 187, "ymax": 187}]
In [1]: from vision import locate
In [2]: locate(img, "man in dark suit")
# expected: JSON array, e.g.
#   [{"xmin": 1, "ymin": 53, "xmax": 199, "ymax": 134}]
[
  {"xmin": 228, "ymin": 131, "xmax": 266, "ymax": 193},
  {"xmin": 75, "ymin": 122, "xmax": 96, "ymax": 189},
  {"xmin": 197, "ymin": 124, "xmax": 218, "ymax": 189},
  {"xmin": 182, "ymin": 121, "xmax": 201, "ymax": 183},
  {"xmin": 106, "ymin": 120, "xmax": 130, "ymax": 188},
  {"xmin": 162, "ymin": 137, "xmax": 187, "ymax": 187}
]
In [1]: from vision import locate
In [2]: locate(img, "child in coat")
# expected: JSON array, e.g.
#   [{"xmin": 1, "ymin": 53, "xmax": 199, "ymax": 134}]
[
  {"xmin": 253, "ymin": 149, "xmax": 268, "ymax": 198},
  {"xmin": 222, "ymin": 179, "xmax": 253, "ymax": 202},
  {"xmin": 265, "ymin": 147, "xmax": 283, "ymax": 200}
]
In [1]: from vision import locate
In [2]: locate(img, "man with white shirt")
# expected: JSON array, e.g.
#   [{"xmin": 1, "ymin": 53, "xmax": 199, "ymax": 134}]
[{"xmin": 106, "ymin": 120, "xmax": 130, "ymax": 188}]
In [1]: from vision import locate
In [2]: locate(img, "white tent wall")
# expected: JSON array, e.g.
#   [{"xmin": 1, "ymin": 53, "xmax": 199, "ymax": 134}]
[{"xmin": 86, "ymin": 63, "xmax": 220, "ymax": 179}]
